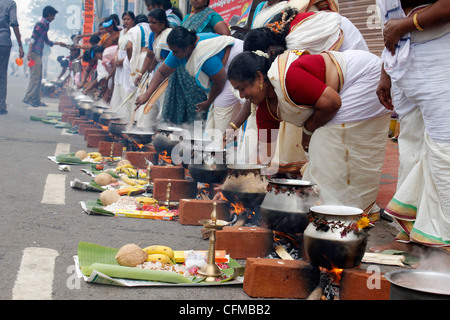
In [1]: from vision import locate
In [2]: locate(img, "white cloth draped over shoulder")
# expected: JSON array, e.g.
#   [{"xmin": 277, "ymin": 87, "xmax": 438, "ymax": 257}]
[
  {"xmin": 185, "ymin": 35, "xmax": 235, "ymax": 91},
  {"xmin": 153, "ymin": 28, "xmax": 172, "ymax": 63},
  {"xmin": 127, "ymin": 22, "xmax": 151, "ymax": 84},
  {"xmin": 286, "ymin": 11, "xmax": 343, "ymax": 54},
  {"xmin": 251, "ymin": 1, "xmax": 289, "ymax": 28}
]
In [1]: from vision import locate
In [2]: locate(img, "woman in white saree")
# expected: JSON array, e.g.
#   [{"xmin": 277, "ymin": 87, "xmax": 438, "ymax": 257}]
[
  {"xmin": 135, "ymin": 27, "xmax": 244, "ymax": 137},
  {"xmin": 109, "ymin": 11, "xmax": 135, "ymax": 119},
  {"xmin": 228, "ymin": 49, "xmax": 390, "ymax": 224},
  {"xmin": 134, "ymin": 8, "xmax": 173, "ymax": 131},
  {"xmin": 125, "ymin": 14, "xmax": 152, "ymax": 129}
]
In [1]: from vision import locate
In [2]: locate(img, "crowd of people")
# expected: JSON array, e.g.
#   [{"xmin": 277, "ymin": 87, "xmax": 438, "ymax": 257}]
[{"xmin": 1, "ymin": 0, "xmax": 449, "ymax": 255}]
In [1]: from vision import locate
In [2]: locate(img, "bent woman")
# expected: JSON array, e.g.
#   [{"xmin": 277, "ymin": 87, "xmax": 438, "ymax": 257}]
[
  {"xmin": 135, "ymin": 27, "xmax": 243, "ymax": 136},
  {"xmin": 228, "ymin": 50, "xmax": 390, "ymax": 218}
]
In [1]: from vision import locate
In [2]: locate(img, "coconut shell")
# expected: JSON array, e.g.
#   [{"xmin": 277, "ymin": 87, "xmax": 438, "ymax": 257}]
[
  {"xmin": 99, "ymin": 189, "xmax": 120, "ymax": 206},
  {"xmin": 117, "ymin": 159, "xmax": 131, "ymax": 167},
  {"xmin": 75, "ymin": 150, "xmax": 87, "ymax": 160},
  {"xmin": 115, "ymin": 244, "xmax": 148, "ymax": 267},
  {"xmin": 94, "ymin": 172, "xmax": 114, "ymax": 186}
]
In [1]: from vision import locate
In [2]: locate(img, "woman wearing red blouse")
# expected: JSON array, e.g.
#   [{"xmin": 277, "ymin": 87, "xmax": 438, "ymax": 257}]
[{"xmin": 228, "ymin": 49, "xmax": 390, "ymax": 220}]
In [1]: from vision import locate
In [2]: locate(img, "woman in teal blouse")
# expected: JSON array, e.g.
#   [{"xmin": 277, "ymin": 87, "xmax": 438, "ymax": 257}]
[{"xmin": 160, "ymin": 0, "xmax": 230, "ymax": 127}]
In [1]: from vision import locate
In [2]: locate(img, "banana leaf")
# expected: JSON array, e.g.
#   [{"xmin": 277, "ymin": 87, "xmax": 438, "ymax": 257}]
[
  {"xmin": 56, "ymin": 153, "xmax": 84, "ymax": 164},
  {"xmin": 77, "ymin": 241, "xmax": 194, "ymax": 284},
  {"xmin": 83, "ymin": 199, "xmax": 114, "ymax": 216},
  {"xmin": 77, "ymin": 241, "xmax": 243, "ymax": 285}
]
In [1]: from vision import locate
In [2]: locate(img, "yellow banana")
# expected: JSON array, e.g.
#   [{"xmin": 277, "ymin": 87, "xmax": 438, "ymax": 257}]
[
  {"xmin": 123, "ymin": 167, "xmax": 137, "ymax": 177},
  {"xmin": 136, "ymin": 179, "xmax": 148, "ymax": 185},
  {"xmin": 136, "ymin": 197, "xmax": 158, "ymax": 204},
  {"xmin": 116, "ymin": 164, "xmax": 134, "ymax": 173},
  {"xmin": 143, "ymin": 245, "xmax": 175, "ymax": 259},
  {"xmin": 121, "ymin": 175, "xmax": 136, "ymax": 186},
  {"xmin": 88, "ymin": 152, "xmax": 101, "ymax": 158},
  {"xmin": 146, "ymin": 253, "xmax": 173, "ymax": 264},
  {"xmin": 93, "ymin": 156, "xmax": 103, "ymax": 162},
  {"xmin": 139, "ymin": 172, "xmax": 147, "ymax": 179}
]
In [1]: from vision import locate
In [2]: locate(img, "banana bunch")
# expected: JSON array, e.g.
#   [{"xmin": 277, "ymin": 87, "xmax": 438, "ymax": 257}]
[
  {"xmin": 121, "ymin": 174, "xmax": 148, "ymax": 186},
  {"xmin": 88, "ymin": 152, "xmax": 103, "ymax": 162},
  {"xmin": 143, "ymin": 245, "xmax": 175, "ymax": 264},
  {"xmin": 135, "ymin": 197, "xmax": 158, "ymax": 204},
  {"xmin": 116, "ymin": 164, "xmax": 138, "ymax": 178}
]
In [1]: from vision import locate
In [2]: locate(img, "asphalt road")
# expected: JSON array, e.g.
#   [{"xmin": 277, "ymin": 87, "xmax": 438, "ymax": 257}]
[{"xmin": 0, "ymin": 74, "xmax": 256, "ymax": 304}]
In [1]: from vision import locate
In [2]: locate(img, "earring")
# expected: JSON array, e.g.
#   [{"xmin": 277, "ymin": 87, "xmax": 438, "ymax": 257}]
[{"xmin": 260, "ymin": 82, "xmax": 263, "ymax": 91}]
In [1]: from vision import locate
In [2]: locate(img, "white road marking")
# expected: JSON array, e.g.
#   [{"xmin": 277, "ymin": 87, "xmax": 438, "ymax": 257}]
[
  {"xmin": 12, "ymin": 247, "xmax": 59, "ymax": 300},
  {"xmin": 54, "ymin": 143, "xmax": 71, "ymax": 156},
  {"xmin": 41, "ymin": 174, "xmax": 66, "ymax": 205}
]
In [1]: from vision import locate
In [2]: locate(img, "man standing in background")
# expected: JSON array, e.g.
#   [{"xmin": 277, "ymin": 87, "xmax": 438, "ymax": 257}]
[
  {"xmin": 23, "ymin": 6, "xmax": 63, "ymax": 108},
  {"xmin": 0, "ymin": 0, "xmax": 23, "ymax": 115}
]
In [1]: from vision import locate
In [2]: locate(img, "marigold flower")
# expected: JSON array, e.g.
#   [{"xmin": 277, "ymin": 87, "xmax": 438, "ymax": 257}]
[{"xmin": 357, "ymin": 216, "xmax": 371, "ymax": 230}]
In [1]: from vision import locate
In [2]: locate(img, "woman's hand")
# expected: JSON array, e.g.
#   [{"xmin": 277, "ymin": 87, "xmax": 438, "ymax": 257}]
[
  {"xmin": 195, "ymin": 100, "xmax": 210, "ymax": 112},
  {"xmin": 135, "ymin": 92, "xmax": 150, "ymax": 109},
  {"xmin": 134, "ymin": 74, "xmax": 142, "ymax": 87},
  {"xmin": 301, "ymin": 131, "xmax": 311, "ymax": 153}
]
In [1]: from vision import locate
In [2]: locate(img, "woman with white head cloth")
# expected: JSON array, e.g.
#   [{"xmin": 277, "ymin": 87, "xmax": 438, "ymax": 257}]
[{"xmin": 228, "ymin": 49, "xmax": 390, "ymax": 221}]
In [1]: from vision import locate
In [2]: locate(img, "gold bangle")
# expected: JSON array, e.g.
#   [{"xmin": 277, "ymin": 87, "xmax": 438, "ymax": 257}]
[
  {"xmin": 230, "ymin": 122, "xmax": 239, "ymax": 130},
  {"xmin": 302, "ymin": 125, "xmax": 313, "ymax": 136},
  {"xmin": 413, "ymin": 13, "xmax": 424, "ymax": 31}
]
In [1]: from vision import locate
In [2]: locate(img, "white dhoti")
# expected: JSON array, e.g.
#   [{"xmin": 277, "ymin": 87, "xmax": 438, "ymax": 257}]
[{"xmin": 383, "ymin": 32, "xmax": 450, "ymax": 247}]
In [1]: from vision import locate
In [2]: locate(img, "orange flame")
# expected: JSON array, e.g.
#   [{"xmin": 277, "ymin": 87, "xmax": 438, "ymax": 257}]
[
  {"xmin": 158, "ymin": 151, "xmax": 172, "ymax": 164},
  {"xmin": 320, "ymin": 261, "xmax": 344, "ymax": 284},
  {"xmin": 230, "ymin": 201, "xmax": 245, "ymax": 215}
]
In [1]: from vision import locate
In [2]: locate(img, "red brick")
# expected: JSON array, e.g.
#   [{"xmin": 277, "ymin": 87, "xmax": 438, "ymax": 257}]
[
  {"xmin": 243, "ymin": 258, "xmax": 319, "ymax": 299},
  {"xmin": 150, "ymin": 165, "xmax": 185, "ymax": 182},
  {"xmin": 125, "ymin": 151, "xmax": 158, "ymax": 169},
  {"xmin": 67, "ymin": 116, "xmax": 80, "ymax": 125},
  {"xmin": 216, "ymin": 226, "xmax": 273, "ymax": 259},
  {"xmin": 80, "ymin": 124, "xmax": 102, "ymax": 136},
  {"xmin": 178, "ymin": 199, "xmax": 230, "ymax": 225},
  {"xmin": 72, "ymin": 119, "xmax": 91, "ymax": 128},
  {"xmin": 339, "ymin": 268, "xmax": 390, "ymax": 300},
  {"xmin": 83, "ymin": 128, "xmax": 106, "ymax": 139},
  {"xmin": 152, "ymin": 178, "xmax": 197, "ymax": 202},
  {"xmin": 86, "ymin": 134, "xmax": 112, "ymax": 148},
  {"xmin": 98, "ymin": 141, "xmax": 124, "ymax": 157}
]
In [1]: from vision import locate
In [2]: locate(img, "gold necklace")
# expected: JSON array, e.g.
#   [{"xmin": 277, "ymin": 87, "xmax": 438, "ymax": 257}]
[{"xmin": 266, "ymin": 98, "xmax": 281, "ymax": 121}]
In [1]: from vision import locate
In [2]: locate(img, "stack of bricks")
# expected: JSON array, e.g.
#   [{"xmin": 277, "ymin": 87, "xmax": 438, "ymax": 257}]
[{"xmin": 242, "ymin": 259, "xmax": 391, "ymax": 299}]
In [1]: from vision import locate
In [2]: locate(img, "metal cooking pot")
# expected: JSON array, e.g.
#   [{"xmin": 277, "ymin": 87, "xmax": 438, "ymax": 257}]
[
  {"xmin": 108, "ymin": 121, "xmax": 128, "ymax": 135},
  {"xmin": 385, "ymin": 270, "xmax": 450, "ymax": 300},
  {"xmin": 303, "ymin": 205, "xmax": 368, "ymax": 270},
  {"xmin": 188, "ymin": 145, "xmax": 228, "ymax": 184},
  {"xmin": 92, "ymin": 107, "xmax": 104, "ymax": 123},
  {"xmin": 260, "ymin": 179, "xmax": 322, "ymax": 234},
  {"xmin": 122, "ymin": 130, "xmax": 154, "ymax": 145},
  {"xmin": 221, "ymin": 164, "xmax": 268, "ymax": 208},
  {"xmin": 78, "ymin": 101, "xmax": 93, "ymax": 117},
  {"xmin": 99, "ymin": 110, "xmax": 121, "ymax": 126},
  {"xmin": 152, "ymin": 126, "xmax": 184, "ymax": 155}
]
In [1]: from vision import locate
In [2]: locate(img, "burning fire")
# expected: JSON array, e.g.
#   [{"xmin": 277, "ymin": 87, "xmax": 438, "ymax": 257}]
[
  {"xmin": 230, "ymin": 201, "xmax": 245, "ymax": 215},
  {"xmin": 159, "ymin": 150, "xmax": 172, "ymax": 164},
  {"xmin": 320, "ymin": 261, "xmax": 344, "ymax": 284}
]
